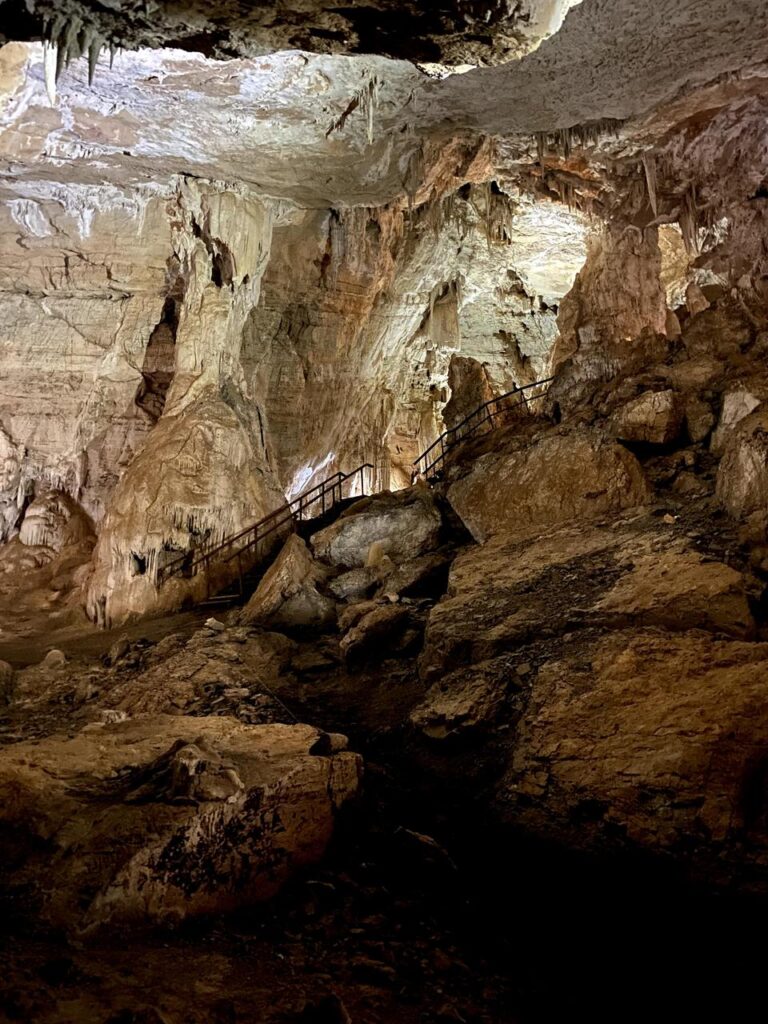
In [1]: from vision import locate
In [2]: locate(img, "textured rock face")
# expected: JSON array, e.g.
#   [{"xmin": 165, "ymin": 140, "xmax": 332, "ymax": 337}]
[
  {"xmin": 502, "ymin": 630, "xmax": 768, "ymax": 880},
  {"xmin": 86, "ymin": 391, "xmax": 285, "ymax": 626},
  {"xmin": 312, "ymin": 486, "xmax": 442, "ymax": 568},
  {"xmin": 442, "ymin": 356, "xmax": 497, "ymax": 432},
  {"xmin": 716, "ymin": 408, "xmax": 768, "ymax": 519},
  {"xmin": 419, "ymin": 514, "xmax": 755, "ymax": 684},
  {"xmin": 550, "ymin": 224, "xmax": 668, "ymax": 377},
  {"xmin": 610, "ymin": 389, "xmax": 684, "ymax": 446},
  {"xmin": 446, "ymin": 430, "xmax": 650, "ymax": 543},
  {"xmin": 243, "ymin": 534, "xmax": 336, "ymax": 631},
  {"xmin": 18, "ymin": 489, "xmax": 93, "ymax": 551},
  {"xmin": 0, "ymin": 715, "xmax": 361, "ymax": 931}
]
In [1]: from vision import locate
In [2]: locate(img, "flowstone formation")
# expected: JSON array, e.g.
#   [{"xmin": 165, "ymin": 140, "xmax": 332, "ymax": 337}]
[{"xmin": 3, "ymin": 1, "xmax": 768, "ymax": 1021}]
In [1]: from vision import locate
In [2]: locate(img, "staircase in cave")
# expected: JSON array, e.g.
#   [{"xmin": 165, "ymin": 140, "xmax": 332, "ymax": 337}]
[
  {"xmin": 412, "ymin": 376, "xmax": 553, "ymax": 481},
  {"xmin": 154, "ymin": 378, "xmax": 552, "ymax": 611},
  {"xmin": 156, "ymin": 463, "xmax": 375, "ymax": 608}
]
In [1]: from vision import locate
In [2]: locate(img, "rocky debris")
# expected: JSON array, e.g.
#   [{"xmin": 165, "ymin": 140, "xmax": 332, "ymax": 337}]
[
  {"xmin": 378, "ymin": 550, "xmax": 453, "ymax": 602},
  {"xmin": 105, "ymin": 637, "xmax": 131, "ymax": 666},
  {"xmin": 682, "ymin": 307, "xmax": 753, "ymax": 362},
  {"xmin": 91, "ymin": 628, "xmax": 298, "ymax": 721},
  {"xmin": 685, "ymin": 281, "xmax": 711, "ymax": 316},
  {"xmin": 0, "ymin": 658, "xmax": 13, "ymax": 701},
  {"xmin": 339, "ymin": 604, "xmax": 410, "ymax": 664},
  {"xmin": 205, "ymin": 617, "xmax": 227, "ymax": 633},
  {"xmin": 0, "ymin": 716, "xmax": 361, "ymax": 932},
  {"xmin": 311, "ymin": 487, "xmax": 442, "ymax": 569},
  {"xmin": 42, "ymin": 649, "xmax": 66, "ymax": 668},
  {"xmin": 499, "ymin": 629, "xmax": 768, "ymax": 885},
  {"xmin": 610, "ymin": 389, "xmax": 683, "ymax": 445},
  {"xmin": 716, "ymin": 407, "xmax": 768, "ymax": 518},
  {"xmin": 410, "ymin": 659, "xmax": 510, "ymax": 741},
  {"xmin": 446, "ymin": 430, "xmax": 650, "ymax": 543},
  {"xmin": 684, "ymin": 395, "xmax": 717, "ymax": 443},
  {"xmin": 243, "ymin": 535, "xmax": 336, "ymax": 631}
]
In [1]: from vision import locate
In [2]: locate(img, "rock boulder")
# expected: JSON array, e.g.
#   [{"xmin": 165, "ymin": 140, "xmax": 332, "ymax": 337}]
[
  {"xmin": 242, "ymin": 534, "xmax": 336, "ymax": 631},
  {"xmin": 446, "ymin": 430, "xmax": 650, "ymax": 543},
  {"xmin": 610, "ymin": 389, "xmax": 683, "ymax": 445},
  {"xmin": 0, "ymin": 715, "xmax": 361, "ymax": 932},
  {"xmin": 311, "ymin": 486, "xmax": 442, "ymax": 568}
]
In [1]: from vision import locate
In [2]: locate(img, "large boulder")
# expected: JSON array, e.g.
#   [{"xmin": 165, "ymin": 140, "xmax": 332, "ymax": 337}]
[
  {"xmin": 446, "ymin": 430, "xmax": 650, "ymax": 543},
  {"xmin": 500, "ymin": 629, "xmax": 768, "ymax": 886},
  {"xmin": 0, "ymin": 715, "xmax": 361, "ymax": 932},
  {"xmin": 242, "ymin": 534, "xmax": 336, "ymax": 631},
  {"xmin": 339, "ymin": 603, "xmax": 410, "ymax": 664},
  {"xmin": 610, "ymin": 389, "xmax": 683, "ymax": 445},
  {"xmin": 420, "ymin": 515, "xmax": 754, "ymax": 682},
  {"xmin": 311, "ymin": 486, "xmax": 442, "ymax": 568}
]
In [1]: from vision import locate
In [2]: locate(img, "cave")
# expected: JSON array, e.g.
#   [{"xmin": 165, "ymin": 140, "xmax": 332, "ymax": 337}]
[{"xmin": 1, "ymin": 1, "xmax": 768, "ymax": 1021}]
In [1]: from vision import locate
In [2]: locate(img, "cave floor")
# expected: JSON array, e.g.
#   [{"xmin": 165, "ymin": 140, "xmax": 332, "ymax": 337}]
[{"xmin": 2, "ymin": 624, "xmax": 768, "ymax": 1024}]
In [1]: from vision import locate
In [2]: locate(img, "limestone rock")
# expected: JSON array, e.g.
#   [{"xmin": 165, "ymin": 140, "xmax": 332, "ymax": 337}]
[
  {"xmin": 500, "ymin": 630, "xmax": 768, "ymax": 884},
  {"xmin": 593, "ymin": 550, "xmax": 754, "ymax": 638},
  {"xmin": 685, "ymin": 396, "xmax": 716, "ymax": 443},
  {"xmin": 311, "ymin": 487, "xmax": 442, "ymax": 569},
  {"xmin": 685, "ymin": 281, "xmax": 710, "ymax": 316},
  {"xmin": 710, "ymin": 387, "xmax": 762, "ymax": 455},
  {"xmin": 19, "ymin": 490, "xmax": 94, "ymax": 552},
  {"xmin": 328, "ymin": 566, "xmax": 377, "ymax": 603},
  {"xmin": 442, "ymin": 356, "xmax": 497, "ymax": 432},
  {"xmin": 610, "ymin": 389, "xmax": 683, "ymax": 445},
  {"xmin": 339, "ymin": 604, "xmax": 410, "ymax": 663},
  {"xmin": 420, "ymin": 516, "xmax": 752, "ymax": 682},
  {"xmin": 0, "ymin": 716, "xmax": 362, "ymax": 931},
  {"xmin": 380, "ymin": 550, "xmax": 453, "ymax": 601},
  {"xmin": 243, "ymin": 534, "xmax": 336, "ymax": 631},
  {"xmin": 42, "ymin": 649, "xmax": 66, "ymax": 668},
  {"xmin": 0, "ymin": 658, "xmax": 13, "ymax": 702},
  {"xmin": 716, "ymin": 408, "xmax": 768, "ymax": 519},
  {"xmin": 410, "ymin": 660, "xmax": 508, "ymax": 741},
  {"xmin": 446, "ymin": 430, "xmax": 650, "ymax": 544}
]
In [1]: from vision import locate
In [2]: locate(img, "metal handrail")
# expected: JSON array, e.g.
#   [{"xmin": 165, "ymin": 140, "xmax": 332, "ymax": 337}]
[
  {"xmin": 413, "ymin": 377, "xmax": 553, "ymax": 480},
  {"xmin": 156, "ymin": 462, "xmax": 374, "ymax": 589}
]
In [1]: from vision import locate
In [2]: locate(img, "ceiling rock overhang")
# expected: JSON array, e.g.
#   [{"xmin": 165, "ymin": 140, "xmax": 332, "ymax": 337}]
[{"xmin": 1, "ymin": 0, "xmax": 585, "ymax": 66}]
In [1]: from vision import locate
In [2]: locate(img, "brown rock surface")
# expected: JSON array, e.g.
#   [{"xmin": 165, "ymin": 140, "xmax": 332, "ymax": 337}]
[
  {"xmin": 242, "ymin": 534, "xmax": 336, "ymax": 631},
  {"xmin": 500, "ymin": 629, "xmax": 768, "ymax": 881},
  {"xmin": 0, "ymin": 715, "xmax": 361, "ymax": 932},
  {"xmin": 716, "ymin": 407, "xmax": 768, "ymax": 519},
  {"xmin": 420, "ymin": 513, "xmax": 754, "ymax": 682},
  {"xmin": 610, "ymin": 389, "xmax": 683, "ymax": 445},
  {"xmin": 446, "ymin": 430, "xmax": 650, "ymax": 543}
]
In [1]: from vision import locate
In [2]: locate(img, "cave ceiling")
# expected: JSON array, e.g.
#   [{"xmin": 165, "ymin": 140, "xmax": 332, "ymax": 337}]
[
  {"xmin": 1, "ymin": 1, "xmax": 586, "ymax": 66},
  {"xmin": 0, "ymin": 0, "xmax": 764, "ymax": 218}
]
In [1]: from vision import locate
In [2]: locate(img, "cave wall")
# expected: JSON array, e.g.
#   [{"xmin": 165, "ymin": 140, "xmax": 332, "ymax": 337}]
[{"xmin": 0, "ymin": 166, "xmax": 579, "ymax": 623}]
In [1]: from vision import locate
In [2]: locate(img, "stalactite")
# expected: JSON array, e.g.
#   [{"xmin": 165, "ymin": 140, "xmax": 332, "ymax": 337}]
[
  {"xmin": 41, "ymin": 10, "xmax": 107, "ymax": 95},
  {"xmin": 642, "ymin": 153, "xmax": 658, "ymax": 217},
  {"xmin": 679, "ymin": 184, "xmax": 700, "ymax": 254},
  {"xmin": 326, "ymin": 75, "xmax": 382, "ymax": 145}
]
